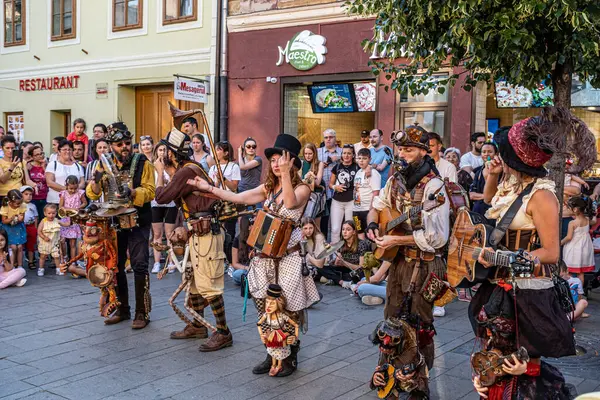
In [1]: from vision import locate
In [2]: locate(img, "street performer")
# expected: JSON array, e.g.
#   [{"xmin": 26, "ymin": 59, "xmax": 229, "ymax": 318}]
[
  {"xmin": 86, "ymin": 122, "xmax": 155, "ymax": 329},
  {"xmin": 187, "ymin": 134, "xmax": 320, "ymax": 377},
  {"xmin": 154, "ymin": 128, "xmax": 233, "ymax": 352},
  {"xmin": 468, "ymin": 108, "xmax": 595, "ymax": 399},
  {"xmin": 366, "ymin": 126, "xmax": 450, "ymax": 400}
]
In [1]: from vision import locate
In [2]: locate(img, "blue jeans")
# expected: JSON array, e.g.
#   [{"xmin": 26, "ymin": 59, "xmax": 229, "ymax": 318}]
[
  {"xmin": 357, "ymin": 280, "xmax": 387, "ymax": 301},
  {"xmin": 232, "ymin": 269, "xmax": 248, "ymax": 285}
]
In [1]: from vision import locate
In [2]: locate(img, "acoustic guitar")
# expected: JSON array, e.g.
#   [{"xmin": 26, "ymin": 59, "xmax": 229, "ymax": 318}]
[
  {"xmin": 374, "ymin": 193, "xmax": 445, "ymax": 260},
  {"xmin": 447, "ymin": 209, "xmax": 534, "ymax": 287}
]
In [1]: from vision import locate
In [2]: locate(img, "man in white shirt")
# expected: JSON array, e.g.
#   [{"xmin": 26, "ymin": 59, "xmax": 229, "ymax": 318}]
[
  {"xmin": 353, "ymin": 130, "xmax": 372, "ymax": 156},
  {"xmin": 428, "ymin": 132, "xmax": 457, "ymax": 182},
  {"xmin": 459, "ymin": 132, "xmax": 486, "ymax": 174},
  {"xmin": 181, "ymin": 117, "xmax": 212, "ymax": 155},
  {"xmin": 317, "ymin": 128, "xmax": 342, "ymax": 239}
]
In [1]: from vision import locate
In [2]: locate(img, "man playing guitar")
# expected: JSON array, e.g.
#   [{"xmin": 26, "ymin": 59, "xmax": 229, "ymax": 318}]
[{"xmin": 366, "ymin": 126, "xmax": 450, "ymax": 400}]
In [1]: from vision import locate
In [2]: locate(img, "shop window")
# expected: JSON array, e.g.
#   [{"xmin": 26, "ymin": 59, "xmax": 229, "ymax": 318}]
[
  {"xmin": 163, "ymin": 0, "xmax": 196, "ymax": 25},
  {"xmin": 283, "ymin": 81, "xmax": 376, "ymax": 148},
  {"xmin": 398, "ymin": 74, "xmax": 450, "ymax": 147},
  {"xmin": 51, "ymin": 0, "xmax": 76, "ymax": 41},
  {"xmin": 113, "ymin": 0, "xmax": 142, "ymax": 31},
  {"xmin": 3, "ymin": 0, "xmax": 25, "ymax": 47}
]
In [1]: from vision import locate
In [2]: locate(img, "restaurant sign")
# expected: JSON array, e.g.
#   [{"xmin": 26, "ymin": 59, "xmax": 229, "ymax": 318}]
[
  {"xmin": 277, "ymin": 30, "xmax": 327, "ymax": 71},
  {"xmin": 19, "ymin": 75, "xmax": 80, "ymax": 91}
]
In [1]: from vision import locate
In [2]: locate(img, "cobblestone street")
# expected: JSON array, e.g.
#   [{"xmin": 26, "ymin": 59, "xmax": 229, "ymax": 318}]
[{"xmin": 1, "ymin": 271, "xmax": 600, "ymax": 400}]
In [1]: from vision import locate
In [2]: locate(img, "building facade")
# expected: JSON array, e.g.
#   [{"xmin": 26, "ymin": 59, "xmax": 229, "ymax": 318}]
[
  {"xmin": 226, "ymin": 0, "xmax": 477, "ymax": 153},
  {"xmin": 0, "ymin": 0, "xmax": 216, "ymax": 147}
]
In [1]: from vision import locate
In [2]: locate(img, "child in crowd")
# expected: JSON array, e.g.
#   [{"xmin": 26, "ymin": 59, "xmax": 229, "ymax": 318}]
[
  {"xmin": 301, "ymin": 218, "xmax": 326, "ymax": 277},
  {"xmin": 38, "ymin": 204, "xmax": 68, "ymax": 276},
  {"xmin": 0, "ymin": 229, "xmax": 26, "ymax": 289},
  {"xmin": 66, "ymin": 118, "xmax": 89, "ymax": 166},
  {"xmin": 353, "ymin": 148, "xmax": 381, "ymax": 240},
  {"xmin": 21, "ymin": 185, "xmax": 38, "ymax": 269},
  {"xmin": 559, "ymin": 262, "xmax": 589, "ymax": 320},
  {"xmin": 0, "ymin": 189, "xmax": 27, "ymax": 269},
  {"xmin": 59, "ymin": 175, "xmax": 87, "ymax": 262},
  {"xmin": 561, "ymin": 196, "xmax": 596, "ymax": 285}
]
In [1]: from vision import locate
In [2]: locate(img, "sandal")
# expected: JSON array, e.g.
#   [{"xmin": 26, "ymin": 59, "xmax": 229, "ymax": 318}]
[
  {"xmin": 28, "ymin": 260, "xmax": 36, "ymax": 270},
  {"xmin": 269, "ymin": 365, "xmax": 281, "ymax": 377}
]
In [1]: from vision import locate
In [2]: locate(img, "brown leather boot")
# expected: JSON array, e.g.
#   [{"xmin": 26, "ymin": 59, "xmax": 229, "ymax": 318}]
[
  {"xmin": 170, "ymin": 324, "xmax": 208, "ymax": 339},
  {"xmin": 104, "ymin": 309, "xmax": 130, "ymax": 325},
  {"xmin": 198, "ymin": 331, "xmax": 233, "ymax": 352},
  {"xmin": 132, "ymin": 312, "xmax": 150, "ymax": 329}
]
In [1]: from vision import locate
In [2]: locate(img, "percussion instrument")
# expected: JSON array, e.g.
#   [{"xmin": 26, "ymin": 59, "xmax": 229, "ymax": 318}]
[
  {"xmin": 95, "ymin": 207, "xmax": 138, "ymax": 230},
  {"xmin": 315, "ymin": 241, "xmax": 344, "ymax": 260},
  {"xmin": 247, "ymin": 210, "xmax": 294, "ymax": 258},
  {"xmin": 87, "ymin": 264, "xmax": 114, "ymax": 288},
  {"xmin": 116, "ymin": 210, "xmax": 138, "ymax": 230},
  {"xmin": 58, "ymin": 207, "xmax": 78, "ymax": 218}
]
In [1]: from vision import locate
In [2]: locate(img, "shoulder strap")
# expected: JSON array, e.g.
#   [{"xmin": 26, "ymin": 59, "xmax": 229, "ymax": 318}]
[
  {"xmin": 489, "ymin": 182, "xmax": 535, "ymax": 247},
  {"xmin": 53, "ymin": 161, "xmax": 57, "ymax": 172}
]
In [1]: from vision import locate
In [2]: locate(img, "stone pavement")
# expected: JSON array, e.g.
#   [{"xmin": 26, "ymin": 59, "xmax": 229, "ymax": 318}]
[{"xmin": 1, "ymin": 270, "xmax": 600, "ymax": 400}]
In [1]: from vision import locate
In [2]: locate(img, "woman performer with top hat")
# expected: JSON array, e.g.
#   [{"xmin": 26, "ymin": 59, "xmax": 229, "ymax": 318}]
[
  {"xmin": 187, "ymin": 134, "xmax": 320, "ymax": 377},
  {"xmin": 469, "ymin": 108, "xmax": 596, "ymax": 399}
]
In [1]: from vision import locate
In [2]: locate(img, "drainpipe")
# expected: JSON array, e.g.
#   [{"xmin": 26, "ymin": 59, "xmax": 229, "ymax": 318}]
[
  {"xmin": 214, "ymin": 0, "xmax": 222, "ymax": 141},
  {"xmin": 219, "ymin": 0, "xmax": 229, "ymax": 141}
]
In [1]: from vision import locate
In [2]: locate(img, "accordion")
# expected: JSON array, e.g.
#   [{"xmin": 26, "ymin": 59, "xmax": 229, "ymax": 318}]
[{"xmin": 247, "ymin": 210, "xmax": 294, "ymax": 258}]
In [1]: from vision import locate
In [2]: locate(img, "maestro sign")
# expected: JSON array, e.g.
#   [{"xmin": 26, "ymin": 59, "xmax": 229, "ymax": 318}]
[{"xmin": 276, "ymin": 30, "xmax": 327, "ymax": 71}]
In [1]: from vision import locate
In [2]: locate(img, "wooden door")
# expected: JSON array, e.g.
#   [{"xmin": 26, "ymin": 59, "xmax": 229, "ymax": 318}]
[{"xmin": 135, "ymin": 85, "xmax": 205, "ymax": 144}]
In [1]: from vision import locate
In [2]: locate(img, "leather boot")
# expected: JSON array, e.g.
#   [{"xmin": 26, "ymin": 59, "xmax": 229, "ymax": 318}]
[
  {"xmin": 170, "ymin": 324, "xmax": 208, "ymax": 339},
  {"xmin": 104, "ymin": 308, "xmax": 131, "ymax": 325},
  {"xmin": 276, "ymin": 340, "xmax": 300, "ymax": 377},
  {"xmin": 252, "ymin": 352, "xmax": 273, "ymax": 375},
  {"xmin": 132, "ymin": 275, "xmax": 151, "ymax": 329},
  {"xmin": 198, "ymin": 331, "xmax": 233, "ymax": 352}
]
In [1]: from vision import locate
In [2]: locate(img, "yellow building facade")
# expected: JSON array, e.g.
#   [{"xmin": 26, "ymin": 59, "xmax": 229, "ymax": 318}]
[{"xmin": 0, "ymin": 0, "xmax": 216, "ymax": 146}]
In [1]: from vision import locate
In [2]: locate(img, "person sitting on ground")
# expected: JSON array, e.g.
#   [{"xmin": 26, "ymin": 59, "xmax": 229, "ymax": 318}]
[
  {"xmin": 0, "ymin": 229, "xmax": 26, "ymax": 289},
  {"xmin": 231, "ymin": 216, "xmax": 252, "ymax": 285},
  {"xmin": 316, "ymin": 220, "xmax": 369, "ymax": 289},
  {"xmin": 559, "ymin": 262, "xmax": 589, "ymax": 320},
  {"xmin": 355, "ymin": 260, "xmax": 390, "ymax": 306},
  {"xmin": 300, "ymin": 217, "xmax": 326, "ymax": 276}
]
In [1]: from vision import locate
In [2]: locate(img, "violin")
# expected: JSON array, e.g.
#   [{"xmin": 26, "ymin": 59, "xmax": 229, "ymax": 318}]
[{"xmin": 471, "ymin": 346, "xmax": 529, "ymax": 387}]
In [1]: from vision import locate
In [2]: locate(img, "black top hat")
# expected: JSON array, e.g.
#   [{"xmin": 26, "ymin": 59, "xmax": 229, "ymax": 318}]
[
  {"xmin": 266, "ymin": 284, "xmax": 283, "ymax": 298},
  {"xmin": 264, "ymin": 134, "xmax": 302, "ymax": 169},
  {"xmin": 106, "ymin": 122, "xmax": 132, "ymax": 143},
  {"xmin": 160, "ymin": 128, "xmax": 192, "ymax": 158}
]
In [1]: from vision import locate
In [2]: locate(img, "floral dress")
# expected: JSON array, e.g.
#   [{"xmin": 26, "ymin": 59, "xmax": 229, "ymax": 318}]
[
  {"xmin": 247, "ymin": 193, "xmax": 321, "ymax": 312},
  {"xmin": 59, "ymin": 189, "xmax": 84, "ymax": 239}
]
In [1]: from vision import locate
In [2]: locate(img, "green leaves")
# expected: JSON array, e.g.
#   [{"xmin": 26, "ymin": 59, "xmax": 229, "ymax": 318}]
[{"xmin": 346, "ymin": 0, "xmax": 600, "ymax": 99}]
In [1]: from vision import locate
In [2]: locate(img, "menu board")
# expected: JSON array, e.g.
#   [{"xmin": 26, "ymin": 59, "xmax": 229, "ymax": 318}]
[
  {"xmin": 353, "ymin": 82, "xmax": 377, "ymax": 112},
  {"xmin": 308, "ymin": 84, "xmax": 357, "ymax": 113},
  {"xmin": 495, "ymin": 76, "xmax": 600, "ymax": 108},
  {"xmin": 6, "ymin": 114, "xmax": 24, "ymax": 143}
]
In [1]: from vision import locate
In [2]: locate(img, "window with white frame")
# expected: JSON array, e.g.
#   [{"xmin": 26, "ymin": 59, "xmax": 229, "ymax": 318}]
[
  {"xmin": 4, "ymin": 0, "xmax": 26, "ymax": 46},
  {"xmin": 163, "ymin": 0, "xmax": 196, "ymax": 25}
]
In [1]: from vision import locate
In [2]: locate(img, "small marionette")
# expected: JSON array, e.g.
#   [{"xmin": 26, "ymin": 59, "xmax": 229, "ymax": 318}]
[
  {"xmin": 257, "ymin": 284, "xmax": 299, "ymax": 377},
  {"xmin": 60, "ymin": 220, "xmax": 119, "ymax": 317},
  {"xmin": 370, "ymin": 317, "xmax": 429, "ymax": 400}
]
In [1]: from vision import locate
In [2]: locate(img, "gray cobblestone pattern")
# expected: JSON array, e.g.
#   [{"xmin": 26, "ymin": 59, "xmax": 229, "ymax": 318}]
[{"xmin": 1, "ymin": 271, "xmax": 599, "ymax": 399}]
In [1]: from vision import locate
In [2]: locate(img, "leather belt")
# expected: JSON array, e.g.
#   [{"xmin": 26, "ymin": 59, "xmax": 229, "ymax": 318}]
[
  {"xmin": 401, "ymin": 247, "xmax": 436, "ymax": 262},
  {"xmin": 188, "ymin": 211, "xmax": 214, "ymax": 219}
]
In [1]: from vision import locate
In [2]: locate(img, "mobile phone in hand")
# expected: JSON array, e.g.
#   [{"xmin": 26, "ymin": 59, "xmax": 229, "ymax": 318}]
[{"xmin": 13, "ymin": 149, "xmax": 23, "ymax": 162}]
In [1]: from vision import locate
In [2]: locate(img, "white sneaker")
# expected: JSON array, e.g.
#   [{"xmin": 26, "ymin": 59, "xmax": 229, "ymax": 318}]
[
  {"xmin": 15, "ymin": 278, "xmax": 27, "ymax": 287},
  {"xmin": 341, "ymin": 281, "xmax": 352, "ymax": 289},
  {"xmin": 433, "ymin": 306, "xmax": 446, "ymax": 317},
  {"xmin": 167, "ymin": 264, "xmax": 176, "ymax": 274},
  {"xmin": 151, "ymin": 262, "xmax": 161, "ymax": 274},
  {"xmin": 37, "ymin": 268, "xmax": 45, "ymax": 276},
  {"xmin": 362, "ymin": 295, "xmax": 384, "ymax": 306},
  {"xmin": 56, "ymin": 268, "xmax": 65, "ymax": 276}
]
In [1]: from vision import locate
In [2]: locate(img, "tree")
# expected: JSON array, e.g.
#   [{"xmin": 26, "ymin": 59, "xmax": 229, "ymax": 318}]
[{"xmin": 346, "ymin": 0, "xmax": 600, "ymax": 214}]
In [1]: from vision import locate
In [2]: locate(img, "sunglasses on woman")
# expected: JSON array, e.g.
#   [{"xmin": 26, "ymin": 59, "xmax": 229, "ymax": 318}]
[{"xmin": 245, "ymin": 144, "xmax": 257, "ymax": 149}]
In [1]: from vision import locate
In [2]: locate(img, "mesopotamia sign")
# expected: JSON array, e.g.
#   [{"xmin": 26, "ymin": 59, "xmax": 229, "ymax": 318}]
[{"xmin": 276, "ymin": 30, "xmax": 327, "ymax": 71}]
